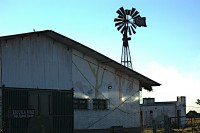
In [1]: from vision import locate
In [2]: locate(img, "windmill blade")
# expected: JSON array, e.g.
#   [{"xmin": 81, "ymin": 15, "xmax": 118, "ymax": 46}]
[
  {"xmin": 119, "ymin": 7, "xmax": 126, "ymax": 16},
  {"xmin": 114, "ymin": 18, "xmax": 122, "ymax": 22},
  {"xmin": 118, "ymin": 15, "xmax": 123, "ymax": 19},
  {"xmin": 125, "ymin": 9, "xmax": 131, "ymax": 15},
  {"xmin": 117, "ymin": 9, "xmax": 124, "ymax": 17},
  {"xmin": 131, "ymin": 23, "xmax": 137, "ymax": 29},
  {"xmin": 117, "ymin": 24, "xmax": 124, "ymax": 31},
  {"xmin": 128, "ymin": 27, "xmax": 132, "ymax": 35},
  {"xmin": 130, "ymin": 26, "xmax": 136, "ymax": 34},
  {"xmin": 115, "ymin": 21, "xmax": 123, "ymax": 27},
  {"xmin": 132, "ymin": 10, "xmax": 139, "ymax": 18},
  {"xmin": 130, "ymin": 8, "xmax": 136, "ymax": 16},
  {"xmin": 120, "ymin": 26, "xmax": 126, "ymax": 34}
]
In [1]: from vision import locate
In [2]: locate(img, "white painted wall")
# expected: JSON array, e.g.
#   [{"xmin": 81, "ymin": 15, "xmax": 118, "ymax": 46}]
[
  {"xmin": 0, "ymin": 34, "xmax": 72, "ymax": 89},
  {"xmin": 141, "ymin": 104, "xmax": 176, "ymax": 127},
  {"xmin": 141, "ymin": 97, "xmax": 186, "ymax": 127},
  {"xmin": 177, "ymin": 96, "xmax": 186, "ymax": 126},
  {"xmin": 72, "ymin": 49, "xmax": 141, "ymax": 129}
]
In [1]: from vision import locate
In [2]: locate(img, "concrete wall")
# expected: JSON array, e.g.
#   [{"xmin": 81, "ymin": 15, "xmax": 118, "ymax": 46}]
[
  {"xmin": 72, "ymin": 49, "xmax": 141, "ymax": 129},
  {"xmin": 141, "ymin": 104, "xmax": 176, "ymax": 127},
  {"xmin": 176, "ymin": 96, "xmax": 186, "ymax": 126},
  {"xmin": 0, "ymin": 34, "xmax": 72, "ymax": 89},
  {"xmin": 141, "ymin": 96, "xmax": 186, "ymax": 127}
]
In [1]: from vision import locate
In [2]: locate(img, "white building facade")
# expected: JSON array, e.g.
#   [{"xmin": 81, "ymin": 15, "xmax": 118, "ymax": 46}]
[
  {"xmin": 0, "ymin": 30, "xmax": 160, "ymax": 132},
  {"xmin": 140, "ymin": 96, "xmax": 186, "ymax": 128}
]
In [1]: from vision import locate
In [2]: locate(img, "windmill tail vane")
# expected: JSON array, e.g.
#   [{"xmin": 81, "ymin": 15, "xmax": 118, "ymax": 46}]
[{"xmin": 114, "ymin": 6, "xmax": 147, "ymax": 69}]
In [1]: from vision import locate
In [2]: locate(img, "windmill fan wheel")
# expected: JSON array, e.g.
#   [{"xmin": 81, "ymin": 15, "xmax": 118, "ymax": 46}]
[{"xmin": 114, "ymin": 7, "xmax": 147, "ymax": 36}]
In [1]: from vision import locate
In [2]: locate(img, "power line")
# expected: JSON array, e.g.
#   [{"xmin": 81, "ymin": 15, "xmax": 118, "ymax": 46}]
[{"xmin": 87, "ymin": 91, "xmax": 140, "ymax": 129}]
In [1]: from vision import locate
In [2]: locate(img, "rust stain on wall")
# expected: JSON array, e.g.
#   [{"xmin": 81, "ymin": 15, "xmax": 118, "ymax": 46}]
[
  {"xmin": 114, "ymin": 71, "xmax": 126, "ymax": 102},
  {"xmin": 88, "ymin": 62, "xmax": 107, "ymax": 98}
]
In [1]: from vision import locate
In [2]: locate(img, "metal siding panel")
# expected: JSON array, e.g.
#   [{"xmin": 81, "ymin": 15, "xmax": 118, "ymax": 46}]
[
  {"xmin": 57, "ymin": 43, "xmax": 72, "ymax": 89},
  {"xmin": 43, "ymin": 40, "xmax": 59, "ymax": 88},
  {"xmin": 0, "ymin": 89, "xmax": 2, "ymax": 130},
  {"xmin": 0, "ymin": 43, "xmax": 2, "ymax": 86},
  {"xmin": 1, "ymin": 35, "xmax": 72, "ymax": 89}
]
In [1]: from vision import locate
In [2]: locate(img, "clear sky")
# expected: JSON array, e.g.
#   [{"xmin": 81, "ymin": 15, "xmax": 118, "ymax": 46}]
[{"xmin": 1, "ymin": 0, "xmax": 200, "ymax": 113}]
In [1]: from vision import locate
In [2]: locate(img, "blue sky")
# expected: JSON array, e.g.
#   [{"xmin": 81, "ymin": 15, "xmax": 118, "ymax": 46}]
[{"xmin": 1, "ymin": 0, "xmax": 200, "ymax": 112}]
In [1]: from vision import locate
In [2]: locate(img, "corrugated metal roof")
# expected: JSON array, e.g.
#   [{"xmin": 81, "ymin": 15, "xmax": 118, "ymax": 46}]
[{"xmin": 0, "ymin": 30, "xmax": 161, "ymax": 90}]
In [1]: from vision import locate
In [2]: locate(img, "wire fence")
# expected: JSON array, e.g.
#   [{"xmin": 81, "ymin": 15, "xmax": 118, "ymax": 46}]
[
  {"xmin": 170, "ymin": 117, "xmax": 200, "ymax": 133},
  {"xmin": 142, "ymin": 116, "xmax": 200, "ymax": 133}
]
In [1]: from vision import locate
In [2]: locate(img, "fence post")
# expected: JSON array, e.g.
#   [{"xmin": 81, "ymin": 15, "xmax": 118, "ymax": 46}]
[
  {"xmin": 192, "ymin": 118, "xmax": 194, "ymax": 133},
  {"xmin": 152, "ymin": 120, "xmax": 156, "ymax": 133},
  {"xmin": 164, "ymin": 116, "xmax": 170, "ymax": 133}
]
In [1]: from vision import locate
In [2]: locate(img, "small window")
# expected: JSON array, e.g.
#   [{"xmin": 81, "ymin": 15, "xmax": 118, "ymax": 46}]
[
  {"xmin": 93, "ymin": 99, "xmax": 107, "ymax": 110},
  {"xmin": 74, "ymin": 98, "xmax": 88, "ymax": 110}
]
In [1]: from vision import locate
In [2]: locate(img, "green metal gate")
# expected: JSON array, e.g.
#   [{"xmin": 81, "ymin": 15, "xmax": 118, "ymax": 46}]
[
  {"xmin": 52, "ymin": 91, "xmax": 74, "ymax": 133},
  {"xmin": 2, "ymin": 88, "xmax": 29, "ymax": 133},
  {"xmin": 1, "ymin": 87, "xmax": 73, "ymax": 133}
]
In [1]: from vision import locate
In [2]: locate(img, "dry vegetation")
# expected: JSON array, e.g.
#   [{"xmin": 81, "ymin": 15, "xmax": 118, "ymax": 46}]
[{"xmin": 143, "ymin": 118, "xmax": 200, "ymax": 133}]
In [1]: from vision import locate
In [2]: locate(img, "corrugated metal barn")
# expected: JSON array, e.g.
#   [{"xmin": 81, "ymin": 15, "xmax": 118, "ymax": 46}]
[{"xmin": 0, "ymin": 30, "xmax": 160, "ymax": 133}]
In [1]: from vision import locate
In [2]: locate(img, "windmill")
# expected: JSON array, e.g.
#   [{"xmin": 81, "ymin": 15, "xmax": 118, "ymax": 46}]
[{"xmin": 114, "ymin": 7, "xmax": 147, "ymax": 69}]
